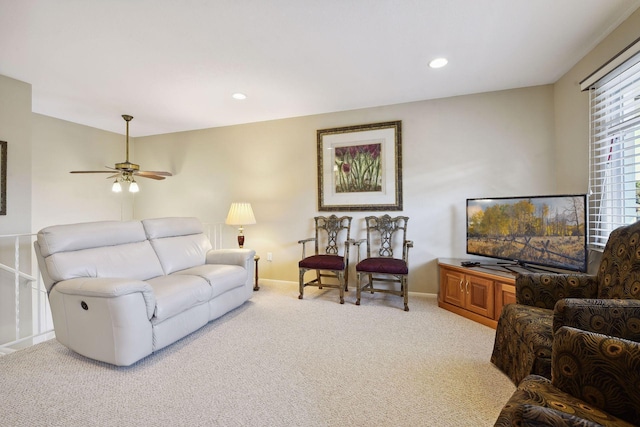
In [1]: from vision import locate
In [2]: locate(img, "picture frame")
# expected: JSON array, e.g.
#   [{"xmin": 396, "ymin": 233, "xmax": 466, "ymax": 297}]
[
  {"xmin": 0, "ymin": 141, "xmax": 6, "ymax": 215},
  {"xmin": 317, "ymin": 121, "xmax": 402, "ymax": 211}
]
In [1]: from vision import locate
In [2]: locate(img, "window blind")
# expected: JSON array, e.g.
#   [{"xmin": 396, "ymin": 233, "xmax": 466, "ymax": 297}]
[
  {"xmin": 581, "ymin": 36, "xmax": 640, "ymax": 91},
  {"xmin": 588, "ymin": 51, "xmax": 640, "ymax": 249}
]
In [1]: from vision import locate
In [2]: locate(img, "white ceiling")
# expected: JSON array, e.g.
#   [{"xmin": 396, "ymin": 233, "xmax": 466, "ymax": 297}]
[{"xmin": 1, "ymin": 0, "xmax": 639, "ymax": 137}]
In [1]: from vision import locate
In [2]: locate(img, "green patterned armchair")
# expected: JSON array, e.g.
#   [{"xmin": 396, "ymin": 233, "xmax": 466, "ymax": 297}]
[
  {"xmin": 491, "ymin": 220, "xmax": 640, "ymax": 385},
  {"xmin": 494, "ymin": 326, "xmax": 640, "ymax": 426}
]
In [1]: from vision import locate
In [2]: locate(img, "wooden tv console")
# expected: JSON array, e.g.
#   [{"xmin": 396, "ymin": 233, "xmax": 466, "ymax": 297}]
[{"xmin": 437, "ymin": 258, "xmax": 517, "ymax": 329}]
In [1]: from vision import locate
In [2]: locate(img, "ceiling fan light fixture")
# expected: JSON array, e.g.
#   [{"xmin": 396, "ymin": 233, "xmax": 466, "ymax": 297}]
[{"xmin": 70, "ymin": 115, "xmax": 172, "ymax": 191}]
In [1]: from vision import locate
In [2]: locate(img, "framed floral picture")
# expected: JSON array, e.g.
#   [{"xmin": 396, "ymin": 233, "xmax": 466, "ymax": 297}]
[{"xmin": 317, "ymin": 121, "xmax": 402, "ymax": 211}]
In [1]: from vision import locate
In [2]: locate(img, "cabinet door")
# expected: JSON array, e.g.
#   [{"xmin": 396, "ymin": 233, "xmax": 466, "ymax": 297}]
[
  {"xmin": 464, "ymin": 275, "xmax": 495, "ymax": 318},
  {"xmin": 494, "ymin": 282, "xmax": 516, "ymax": 320},
  {"xmin": 441, "ymin": 268, "xmax": 465, "ymax": 308}
]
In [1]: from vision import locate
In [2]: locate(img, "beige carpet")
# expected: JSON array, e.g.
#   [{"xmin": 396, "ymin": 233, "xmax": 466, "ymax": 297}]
[{"xmin": 0, "ymin": 282, "xmax": 515, "ymax": 426}]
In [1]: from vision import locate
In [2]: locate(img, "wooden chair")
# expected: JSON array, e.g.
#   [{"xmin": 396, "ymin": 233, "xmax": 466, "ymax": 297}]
[
  {"xmin": 298, "ymin": 215, "xmax": 352, "ymax": 304},
  {"xmin": 354, "ymin": 215, "xmax": 413, "ymax": 311}
]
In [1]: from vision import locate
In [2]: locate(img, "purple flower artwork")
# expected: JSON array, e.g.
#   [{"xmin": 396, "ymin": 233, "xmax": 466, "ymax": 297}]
[{"xmin": 334, "ymin": 142, "xmax": 382, "ymax": 193}]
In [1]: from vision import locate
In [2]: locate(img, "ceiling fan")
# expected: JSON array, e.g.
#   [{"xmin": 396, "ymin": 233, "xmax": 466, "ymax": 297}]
[{"xmin": 70, "ymin": 115, "xmax": 172, "ymax": 192}]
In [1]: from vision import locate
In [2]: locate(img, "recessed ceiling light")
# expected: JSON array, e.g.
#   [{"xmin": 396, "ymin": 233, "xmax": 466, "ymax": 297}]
[
  {"xmin": 232, "ymin": 93, "xmax": 247, "ymax": 100},
  {"xmin": 429, "ymin": 58, "xmax": 448, "ymax": 69}
]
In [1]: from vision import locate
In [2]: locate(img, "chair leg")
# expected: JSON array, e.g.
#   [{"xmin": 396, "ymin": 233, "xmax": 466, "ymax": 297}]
[
  {"xmin": 338, "ymin": 271, "xmax": 345, "ymax": 304},
  {"xmin": 355, "ymin": 272, "xmax": 362, "ymax": 305},
  {"xmin": 316, "ymin": 270, "xmax": 322, "ymax": 289},
  {"xmin": 298, "ymin": 269, "xmax": 305, "ymax": 300},
  {"xmin": 369, "ymin": 274, "xmax": 374, "ymax": 293},
  {"xmin": 344, "ymin": 268, "xmax": 349, "ymax": 292},
  {"xmin": 403, "ymin": 276, "xmax": 409, "ymax": 312}
]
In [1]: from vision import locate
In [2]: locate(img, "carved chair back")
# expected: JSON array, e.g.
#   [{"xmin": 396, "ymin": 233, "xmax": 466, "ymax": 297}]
[
  {"xmin": 363, "ymin": 215, "xmax": 409, "ymax": 260},
  {"xmin": 313, "ymin": 215, "xmax": 352, "ymax": 256}
]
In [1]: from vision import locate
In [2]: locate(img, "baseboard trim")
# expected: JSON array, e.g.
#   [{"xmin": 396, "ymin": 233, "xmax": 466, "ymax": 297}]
[{"xmin": 256, "ymin": 278, "xmax": 437, "ymax": 297}]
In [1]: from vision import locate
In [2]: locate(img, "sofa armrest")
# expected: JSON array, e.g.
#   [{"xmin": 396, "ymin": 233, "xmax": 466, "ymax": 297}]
[
  {"xmin": 206, "ymin": 248, "xmax": 256, "ymax": 290},
  {"xmin": 49, "ymin": 277, "xmax": 155, "ymax": 365},
  {"xmin": 515, "ymin": 273, "xmax": 599, "ymax": 309},
  {"xmin": 552, "ymin": 326, "xmax": 640, "ymax": 425},
  {"xmin": 553, "ymin": 298, "xmax": 640, "ymax": 340},
  {"xmin": 53, "ymin": 277, "xmax": 156, "ymax": 319},
  {"xmin": 206, "ymin": 248, "xmax": 256, "ymax": 267}
]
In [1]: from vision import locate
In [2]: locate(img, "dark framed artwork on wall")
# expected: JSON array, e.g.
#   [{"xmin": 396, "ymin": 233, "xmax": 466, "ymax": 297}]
[
  {"xmin": 317, "ymin": 121, "xmax": 402, "ymax": 211},
  {"xmin": 0, "ymin": 141, "xmax": 6, "ymax": 215}
]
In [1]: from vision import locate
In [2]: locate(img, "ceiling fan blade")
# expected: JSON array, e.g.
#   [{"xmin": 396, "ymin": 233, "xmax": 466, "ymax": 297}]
[
  {"xmin": 105, "ymin": 174, "xmax": 120, "ymax": 179},
  {"xmin": 133, "ymin": 172, "xmax": 165, "ymax": 180},
  {"xmin": 70, "ymin": 170, "xmax": 114, "ymax": 174},
  {"xmin": 138, "ymin": 170, "xmax": 173, "ymax": 177}
]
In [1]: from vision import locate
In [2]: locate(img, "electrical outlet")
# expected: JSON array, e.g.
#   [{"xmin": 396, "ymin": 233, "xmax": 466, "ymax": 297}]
[{"xmin": 267, "ymin": 252, "xmax": 273, "ymax": 261}]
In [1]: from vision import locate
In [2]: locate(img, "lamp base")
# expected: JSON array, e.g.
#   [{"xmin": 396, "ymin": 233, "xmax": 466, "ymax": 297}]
[{"xmin": 237, "ymin": 234, "xmax": 245, "ymax": 248}]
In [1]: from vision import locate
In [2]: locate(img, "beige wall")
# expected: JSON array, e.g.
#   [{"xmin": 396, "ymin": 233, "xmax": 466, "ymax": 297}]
[
  {"xmin": 31, "ymin": 114, "xmax": 133, "ymax": 232},
  {"xmin": 133, "ymin": 85, "xmax": 556, "ymax": 293},
  {"xmin": 554, "ymin": 8, "xmax": 640, "ymax": 192}
]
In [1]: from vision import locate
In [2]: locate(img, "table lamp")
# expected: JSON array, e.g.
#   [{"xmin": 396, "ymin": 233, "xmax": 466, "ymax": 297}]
[{"xmin": 225, "ymin": 202, "xmax": 256, "ymax": 248}]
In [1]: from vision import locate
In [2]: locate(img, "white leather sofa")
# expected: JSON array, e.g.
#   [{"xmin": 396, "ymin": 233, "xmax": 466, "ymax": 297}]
[{"xmin": 34, "ymin": 217, "xmax": 255, "ymax": 366}]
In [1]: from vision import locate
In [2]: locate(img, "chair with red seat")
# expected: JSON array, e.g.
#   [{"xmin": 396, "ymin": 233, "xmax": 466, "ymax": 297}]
[
  {"xmin": 298, "ymin": 215, "xmax": 352, "ymax": 304},
  {"xmin": 354, "ymin": 215, "xmax": 413, "ymax": 311}
]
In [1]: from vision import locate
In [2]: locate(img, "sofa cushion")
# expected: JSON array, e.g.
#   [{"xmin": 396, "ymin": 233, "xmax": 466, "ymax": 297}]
[
  {"xmin": 173, "ymin": 264, "xmax": 247, "ymax": 299},
  {"xmin": 147, "ymin": 274, "xmax": 212, "ymax": 323},
  {"xmin": 37, "ymin": 220, "xmax": 147, "ymax": 256},
  {"xmin": 142, "ymin": 217, "xmax": 204, "ymax": 239},
  {"xmin": 45, "ymin": 241, "xmax": 164, "ymax": 283},
  {"xmin": 38, "ymin": 220, "xmax": 165, "ymax": 283},
  {"xmin": 143, "ymin": 217, "xmax": 213, "ymax": 275},
  {"xmin": 150, "ymin": 234, "xmax": 212, "ymax": 275}
]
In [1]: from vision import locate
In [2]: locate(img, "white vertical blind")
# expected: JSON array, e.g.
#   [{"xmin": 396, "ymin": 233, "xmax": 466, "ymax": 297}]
[{"xmin": 588, "ymin": 51, "xmax": 640, "ymax": 248}]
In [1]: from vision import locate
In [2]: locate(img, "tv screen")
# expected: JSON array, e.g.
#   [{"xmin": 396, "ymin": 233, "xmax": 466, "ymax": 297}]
[{"xmin": 466, "ymin": 194, "xmax": 587, "ymax": 272}]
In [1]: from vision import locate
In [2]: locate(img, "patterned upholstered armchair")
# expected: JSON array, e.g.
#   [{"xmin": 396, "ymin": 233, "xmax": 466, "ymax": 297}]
[
  {"xmin": 491, "ymin": 220, "xmax": 640, "ymax": 385},
  {"xmin": 494, "ymin": 326, "xmax": 640, "ymax": 426}
]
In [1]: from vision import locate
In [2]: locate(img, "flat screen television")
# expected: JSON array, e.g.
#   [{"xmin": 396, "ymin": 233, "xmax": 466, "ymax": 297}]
[{"xmin": 466, "ymin": 194, "xmax": 587, "ymax": 272}]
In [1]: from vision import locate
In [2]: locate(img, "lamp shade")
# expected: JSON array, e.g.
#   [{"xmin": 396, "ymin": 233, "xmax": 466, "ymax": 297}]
[{"xmin": 225, "ymin": 203, "xmax": 256, "ymax": 226}]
